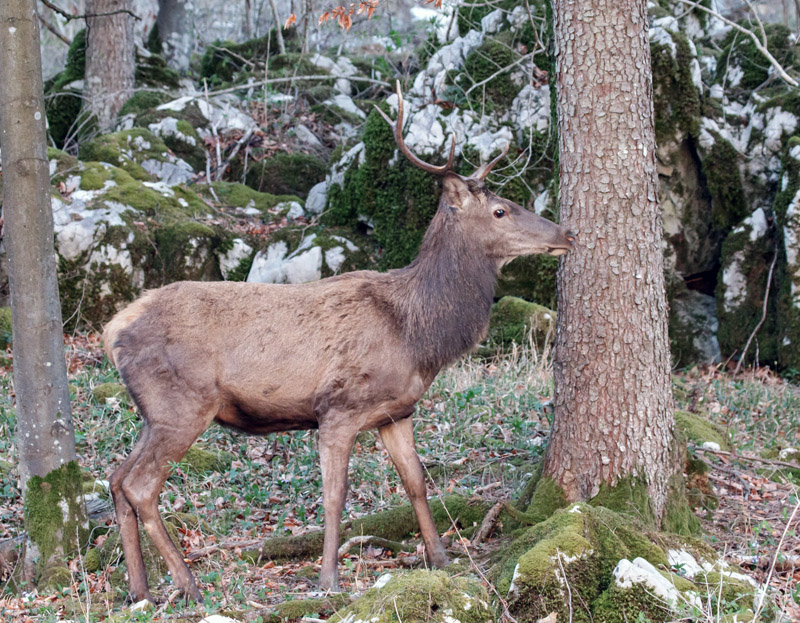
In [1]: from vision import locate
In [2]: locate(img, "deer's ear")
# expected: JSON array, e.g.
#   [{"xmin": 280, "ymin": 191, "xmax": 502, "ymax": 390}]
[{"xmin": 442, "ymin": 173, "xmax": 471, "ymax": 208}]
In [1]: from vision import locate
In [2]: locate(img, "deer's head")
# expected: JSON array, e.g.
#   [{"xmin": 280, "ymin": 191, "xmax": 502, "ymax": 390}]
[{"xmin": 376, "ymin": 83, "xmax": 575, "ymax": 265}]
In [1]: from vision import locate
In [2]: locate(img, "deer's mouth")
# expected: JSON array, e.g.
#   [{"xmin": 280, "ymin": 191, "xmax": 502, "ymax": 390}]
[{"xmin": 546, "ymin": 246, "xmax": 571, "ymax": 256}]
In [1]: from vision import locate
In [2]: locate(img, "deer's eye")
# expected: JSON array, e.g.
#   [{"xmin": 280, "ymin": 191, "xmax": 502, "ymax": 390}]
[{"xmin": 494, "ymin": 208, "xmax": 505, "ymax": 218}]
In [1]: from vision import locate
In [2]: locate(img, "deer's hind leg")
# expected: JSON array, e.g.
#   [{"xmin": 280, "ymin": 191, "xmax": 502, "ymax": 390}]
[
  {"xmin": 109, "ymin": 425, "xmax": 156, "ymax": 604},
  {"xmin": 116, "ymin": 395, "xmax": 219, "ymax": 603}
]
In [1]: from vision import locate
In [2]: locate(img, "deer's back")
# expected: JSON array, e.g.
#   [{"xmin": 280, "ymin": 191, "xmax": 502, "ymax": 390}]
[{"xmin": 103, "ymin": 275, "xmax": 429, "ymax": 432}]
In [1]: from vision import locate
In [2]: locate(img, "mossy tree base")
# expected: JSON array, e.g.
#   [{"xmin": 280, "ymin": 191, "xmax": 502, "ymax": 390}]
[{"xmin": 24, "ymin": 461, "xmax": 89, "ymax": 590}]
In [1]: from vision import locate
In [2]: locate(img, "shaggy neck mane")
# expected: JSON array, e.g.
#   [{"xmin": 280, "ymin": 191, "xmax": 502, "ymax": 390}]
[{"xmin": 389, "ymin": 203, "xmax": 498, "ymax": 373}]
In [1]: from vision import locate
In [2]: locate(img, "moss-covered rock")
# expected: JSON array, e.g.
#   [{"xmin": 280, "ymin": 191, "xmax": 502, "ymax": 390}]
[
  {"xmin": 50, "ymin": 161, "xmax": 227, "ymax": 328},
  {"xmin": 330, "ymin": 570, "xmax": 491, "ymax": 623},
  {"xmin": 92, "ymin": 382, "xmax": 129, "ymax": 403},
  {"xmin": 650, "ymin": 27, "xmax": 701, "ymax": 143},
  {"xmin": 775, "ymin": 137, "xmax": 800, "ymax": 370},
  {"xmin": 716, "ymin": 23, "xmax": 797, "ymax": 93},
  {"xmin": 198, "ymin": 181, "xmax": 302, "ymax": 216},
  {"xmin": 325, "ymin": 108, "xmax": 442, "ymax": 270},
  {"xmin": 79, "ymin": 128, "xmax": 193, "ymax": 183},
  {"xmin": 180, "ymin": 445, "xmax": 233, "ymax": 474},
  {"xmin": 674, "ymin": 410, "xmax": 730, "ymax": 450},
  {"xmin": 462, "ymin": 38, "xmax": 520, "ymax": 110},
  {"xmin": 243, "ymin": 152, "xmax": 326, "ymax": 199},
  {"xmin": 716, "ymin": 207, "xmax": 779, "ymax": 367},
  {"xmin": 483, "ymin": 296, "xmax": 556, "ymax": 353}
]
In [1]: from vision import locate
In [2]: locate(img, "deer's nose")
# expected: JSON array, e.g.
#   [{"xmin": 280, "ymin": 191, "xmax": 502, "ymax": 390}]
[{"xmin": 566, "ymin": 231, "xmax": 576, "ymax": 245}]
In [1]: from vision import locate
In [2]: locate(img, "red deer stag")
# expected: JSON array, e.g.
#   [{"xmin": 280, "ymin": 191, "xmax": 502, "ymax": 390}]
[{"xmin": 103, "ymin": 82, "xmax": 574, "ymax": 603}]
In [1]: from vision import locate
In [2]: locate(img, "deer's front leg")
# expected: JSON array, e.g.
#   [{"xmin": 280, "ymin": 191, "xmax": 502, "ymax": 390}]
[
  {"xmin": 379, "ymin": 416, "xmax": 449, "ymax": 568},
  {"xmin": 318, "ymin": 424, "xmax": 358, "ymax": 591}
]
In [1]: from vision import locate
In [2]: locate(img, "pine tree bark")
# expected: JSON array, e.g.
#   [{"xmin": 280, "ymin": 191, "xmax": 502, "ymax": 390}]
[
  {"xmin": 543, "ymin": 0, "xmax": 677, "ymax": 520},
  {"xmin": 84, "ymin": 0, "xmax": 135, "ymax": 131},
  {"xmin": 1, "ymin": 0, "xmax": 86, "ymax": 585},
  {"xmin": 156, "ymin": 0, "xmax": 194, "ymax": 72}
]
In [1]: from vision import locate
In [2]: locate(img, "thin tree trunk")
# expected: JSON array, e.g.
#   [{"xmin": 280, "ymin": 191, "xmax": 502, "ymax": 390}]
[
  {"xmin": 244, "ymin": 0, "xmax": 252, "ymax": 38},
  {"xmin": 269, "ymin": 0, "xmax": 286, "ymax": 54},
  {"xmin": 543, "ymin": 0, "xmax": 677, "ymax": 521},
  {"xmin": 0, "ymin": 0, "xmax": 86, "ymax": 586},
  {"xmin": 85, "ymin": 0, "xmax": 136, "ymax": 131},
  {"xmin": 157, "ymin": 0, "xmax": 195, "ymax": 72}
]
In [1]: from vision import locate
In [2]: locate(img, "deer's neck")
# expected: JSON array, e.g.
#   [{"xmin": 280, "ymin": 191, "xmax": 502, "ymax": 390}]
[{"xmin": 392, "ymin": 208, "xmax": 498, "ymax": 373}]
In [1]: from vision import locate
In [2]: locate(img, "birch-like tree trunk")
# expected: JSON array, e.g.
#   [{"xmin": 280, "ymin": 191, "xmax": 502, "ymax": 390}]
[
  {"xmin": 85, "ymin": 0, "xmax": 135, "ymax": 131},
  {"xmin": 543, "ymin": 0, "xmax": 677, "ymax": 521},
  {"xmin": 156, "ymin": 0, "xmax": 195, "ymax": 72},
  {"xmin": 0, "ymin": 0, "xmax": 86, "ymax": 587}
]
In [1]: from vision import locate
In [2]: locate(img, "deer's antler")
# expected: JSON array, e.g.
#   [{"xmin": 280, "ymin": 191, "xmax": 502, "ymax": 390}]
[
  {"xmin": 470, "ymin": 142, "xmax": 510, "ymax": 181},
  {"xmin": 374, "ymin": 80, "xmax": 456, "ymax": 176}
]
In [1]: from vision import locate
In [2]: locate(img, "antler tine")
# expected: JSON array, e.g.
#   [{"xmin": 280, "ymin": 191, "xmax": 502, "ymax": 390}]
[
  {"xmin": 471, "ymin": 142, "xmax": 510, "ymax": 181},
  {"xmin": 372, "ymin": 80, "xmax": 455, "ymax": 176}
]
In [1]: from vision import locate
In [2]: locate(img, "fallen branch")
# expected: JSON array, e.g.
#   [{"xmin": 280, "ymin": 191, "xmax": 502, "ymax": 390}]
[
  {"xmin": 471, "ymin": 501, "xmax": 504, "ymax": 547},
  {"xmin": 185, "ymin": 538, "xmax": 264, "ymax": 562},
  {"xmin": 37, "ymin": 12, "xmax": 71, "ymax": 45},
  {"xmin": 244, "ymin": 495, "xmax": 491, "ymax": 563},
  {"xmin": 693, "ymin": 445, "xmax": 800, "ymax": 471},
  {"xmin": 337, "ymin": 535, "xmax": 415, "ymax": 559},
  {"xmin": 204, "ymin": 74, "xmax": 391, "ymax": 99}
]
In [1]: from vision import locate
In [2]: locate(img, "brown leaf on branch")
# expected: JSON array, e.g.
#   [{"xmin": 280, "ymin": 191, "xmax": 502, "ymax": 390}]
[
  {"xmin": 424, "ymin": 0, "xmax": 443, "ymax": 8},
  {"xmin": 284, "ymin": 13, "xmax": 297, "ymax": 29}
]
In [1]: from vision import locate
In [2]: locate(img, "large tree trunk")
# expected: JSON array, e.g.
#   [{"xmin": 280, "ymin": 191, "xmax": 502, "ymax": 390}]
[
  {"xmin": 85, "ymin": 0, "xmax": 135, "ymax": 131},
  {"xmin": 543, "ymin": 0, "xmax": 677, "ymax": 521},
  {"xmin": 0, "ymin": 0, "xmax": 86, "ymax": 588},
  {"xmin": 156, "ymin": 0, "xmax": 194, "ymax": 72}
]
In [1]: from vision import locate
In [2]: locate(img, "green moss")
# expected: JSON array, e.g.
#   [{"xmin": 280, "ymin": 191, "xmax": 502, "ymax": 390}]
[
  {"xmin": 272, "ymin": 594, "xmax": 352, "ymax": 620},
  {"xmin": 519, "ymin": 476, "xmax": 567, "ymax": 525},
  {"xmin": 25, "ymin": 461, "xmax": 89, "ymax": 585},
  {"xmin": 83, "ymin": 547, "xmax": 102, "ymax": 573},
  {"xmin": 80, "ymin": 164, "xmax": 111, "ymax": 190},
  {"xmin": 774, "ymin": 139, "xmax": 800, "ymax": 370},
  {"xmin": 674, "ymin": 410, "xmax": 730, "ymax": 450},
  {"xmin": 92, "ymin": 382, "xmax": 128, "ymax": 403},
  {"xmin": 715, "ymin": 211, "xmax": 780, "ymax": 366},
  {"xmin": 592, "ymin": 581, "xmax": 676, "ymax": 623},
  {"xmin": 484, "ymin": 296, "xmax": 556, "ymax": 353},
  {"xmin": 462, "ymin": 39, "xmax": 520, "ymax": 110},
  {"xmin": 330, "ymin": 570, "xmax": 491, "ymax": 623},
  {"xmin": 45, "ymin": 90, "xmax": 92, "ymax": 149},
  {"xmin": 590, "ymin": 475, "xmax": 657, "ymax": 528},
  {"xmin": 651, "ymin": 29, "xmax": 701, "ymax": 142},
  {"xmin": 199, "ymin": 30, "xmax": 296, "ymax": 85},
  {"xmin": 702, "ymin": 132, "xmax": 747, "ymax": 231},
  {"xmin": 493, "ymin": 504, "xmax": 675, "ymax": 623},
  {"xmin": 201, "ymin": 181, "xmax": 302, "ymax": 216},
  {"xmin": 79, "ymin": 129, "xmax": 169, "ymax": 181},
  {"xmin": 325, "ymin": 106, "xmax": 442, "ymax": 270},
  {"xmin": 0, "ymin": 307, "xmax": 12, "ymax": 349},
  {"xmin": 717, "ymin": 23, "xmax": 797, "ymax": 92},
  {"xmin": 700, "ymin": 572, "xmax": 756, "ymax": 609},
  {"xmin": 309, "ymin": 103, "xmax": 366, "ymax": 126},
  {"xmin": 243, "ymin": 152, "xmax": 326, "ymax": 199},
  {"xmin": 662, "ymin": 473, "xmax": 702, "ymax": 536},
  {"xmin": 135, "ymin": 50, "xmax": 181, "ymax": 89},
  {"xmin": 180, "ymin": 445, "xmax": 232, "ymax": 473},
  {"xmin": 38, "ymin": 563, "xmax": 73, "ymax": 591},
  {"xmin": 118, "ymin": 90, "xmax": 173, "ymax": 117}
]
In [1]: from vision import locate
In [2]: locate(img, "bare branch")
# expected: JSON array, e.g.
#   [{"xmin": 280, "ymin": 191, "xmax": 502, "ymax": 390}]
[
  {"xmin": 36, "ymin": 11, "xmax": 71, "ymax": 44},
  {"xmin": 38, "ymin": 0, "xmax": 142, "ymax": 22},
  {"xmin": 678, "ymin": 0, "xmax": 798, "ymax": 87}
]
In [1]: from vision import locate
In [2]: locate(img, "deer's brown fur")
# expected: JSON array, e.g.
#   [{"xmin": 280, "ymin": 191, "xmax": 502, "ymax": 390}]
[{"xmin": 104, "ymin": 87, "xmax": 574, "ymax": 604}]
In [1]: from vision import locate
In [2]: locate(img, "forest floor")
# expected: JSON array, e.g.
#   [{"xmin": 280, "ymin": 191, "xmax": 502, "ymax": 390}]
[{"xmin": 0, "ymin": 335, "xmax": 798, "ymax": 622}]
